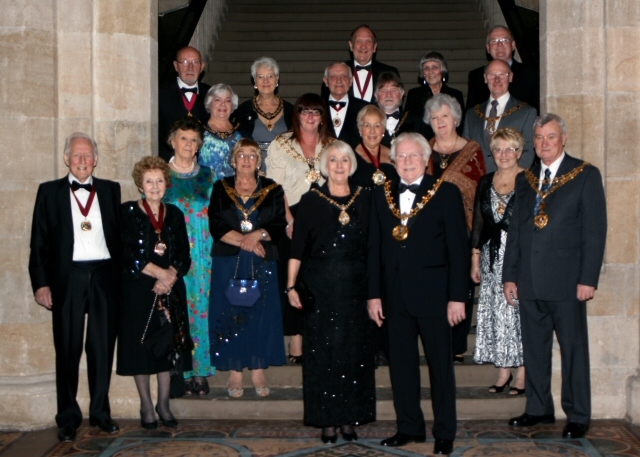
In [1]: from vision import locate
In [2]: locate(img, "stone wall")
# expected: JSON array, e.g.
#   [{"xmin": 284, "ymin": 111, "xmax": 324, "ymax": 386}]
[{"xmin": 0, "ymin": 0, "xmax": 157, "ymax": 429}]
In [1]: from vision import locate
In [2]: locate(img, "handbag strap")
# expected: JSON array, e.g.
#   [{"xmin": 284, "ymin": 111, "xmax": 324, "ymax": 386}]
[
  {"xmin": 140, "ymin": 294, "xmax": 160, "ymax": 344},
  {"xmin": 233, "ymin": 255, "xmax": 255, "ymax": 280}
]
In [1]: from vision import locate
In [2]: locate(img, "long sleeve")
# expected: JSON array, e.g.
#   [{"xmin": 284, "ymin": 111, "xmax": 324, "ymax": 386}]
[
  {"xmin": 471, "ymin": 176, "xmax": 489, "ymax": 250},
  {"xmin": 208, "ymin": 180, "xmax": 235, "ymax": 241},
  {"xmin": 120, "ymin": 202, "xmax": 149, "ymax": 278},
  {"xmin": 167, "ymin": 205, "xmax": 192, "ymax": 277},
  {"xmin": 28, "ymin": 184, "xmax": 51, "ymax": 292},
  {"xmin": 367, "ymin": 188, "xmax": 383, "ymax": 300},
  {"xmin": 502, "ymin": 181, "xmax": 522, "ymax": 284},
  {"xmin": 578, "ymin": 166, "xmax": 607, "ymax": 287}
]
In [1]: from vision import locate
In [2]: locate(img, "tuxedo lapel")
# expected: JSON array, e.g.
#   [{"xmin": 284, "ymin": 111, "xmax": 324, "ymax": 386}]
[{"xmin": 58, "ymin": 178, "xmax": 74, "ymax": 236}]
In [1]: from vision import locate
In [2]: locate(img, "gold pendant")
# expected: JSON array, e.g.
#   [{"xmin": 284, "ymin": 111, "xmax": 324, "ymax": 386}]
[
  {"xmin": 372, "ymin": 169, "xmax": 386, "ymax": 185},
  {"xmin": 305, "ymin": 168, "xmax": 320, "ymax": 184},
  {"xmin": 267, "ymin": 122, "xmax": 273, "ymax": 131},
  {"xmin": 392, "ymin": 224, "xmax": 409, "ymax": 241},
  {"xmin": 154, "ymin": 240, "xmax": 167, "ymax": 256},
  {"xmin": 534, "ymin": 212, "xmax": 549, "ymax": 229},
  {"xmin": 240, "ymin": 219, "xmax": 253, "ymax": 233},
  {"xmin": 338, "ymin": 210, "xmax": 350, "ymax": 225},
  {"xmin": 497, "ymin": 202, "xmax": 505, "ymax": 215},
  {"xmin": 333, "ymin": 117, "xmax": 341, "ymax": 128},
  {"xmin": 80, "ymin": 220, "xmax": 92, "ymax": 231},
  {"xmin": 440, "ymin": 160, "xmax": 448, "ymax": 169}
]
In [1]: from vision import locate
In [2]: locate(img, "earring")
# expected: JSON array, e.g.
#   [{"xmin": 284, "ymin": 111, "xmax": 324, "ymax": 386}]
[
  {"xmin": 254, "ymin": 85, "xmax": 257, "ymax": 89},
  {"xmin": 442, "ymin": 77, "xmax": 445, "ymax": 82},
  {"xmin": 276, "ymin": 83, "xmax": 279, "ymax": 87}
]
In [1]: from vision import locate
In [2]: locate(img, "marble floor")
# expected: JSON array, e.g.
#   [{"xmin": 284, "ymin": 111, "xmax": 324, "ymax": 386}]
[{"xmin": 2, "ymin": 419, "xmax": 640, "ymax": 456}]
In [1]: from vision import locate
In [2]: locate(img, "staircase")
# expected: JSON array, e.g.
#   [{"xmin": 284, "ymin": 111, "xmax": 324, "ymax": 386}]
[
  {"xmin": 177, "ymin": 0, "xmax": 526, "ymax": 423},
  {"xmin": 203, "ymin": 0, "xmax": 489, "ymax": 103}
]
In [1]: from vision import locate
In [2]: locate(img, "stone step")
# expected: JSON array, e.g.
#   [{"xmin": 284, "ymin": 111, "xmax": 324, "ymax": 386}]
[
  {"xmin": 207, "ymin": 70, "xmax": 473, "ymax": 84},
  {"xmin": 233, "ymin": 3, "xmax": 480, "ymax": 13},
  {"xmin": 210, "ymin": 49, "xmax": 487, "ymax": 62},
  {"xmin": 172, "ymin": 387, "xmax": 526, "ymax": 420},
  {"xmin": 231, "ymin": 0, "xmax": 475, "ymax": 4},
  {"xmin": 224, "ymin": 13, "xmax": 483, "ymax": 24},
  {"xmin": 217, "ymin": 29, "xmax": 486, "ymax": 41}
]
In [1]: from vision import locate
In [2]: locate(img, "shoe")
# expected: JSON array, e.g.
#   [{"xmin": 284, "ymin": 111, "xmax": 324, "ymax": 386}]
[
  {"xmin": 140, "ymin": 410, "xmax": 158, "ymax": 430},
  {"xmin": 340, "ymin": 425, "xmax": 358, "ymax": 441},
  {"xmin": 509, "ymin": 413, "xmax": 556, "ymax": 427},
  {"xmin": 489, "ymin": 373, "xmax": 513, "ymax": 393},
  {"xmin": 562, "ymin": 422, "xmax": 589, "ymax": 438},
  {"xmin": 374, "ymin": 351, "xmax": 388, "ymax": 367},
  {"xmin": 194, "ymin": 379, "xmax": 210, "ymax": 396},
  {"xmin": 380, "ymin": 432, "xmax": 426, "ymax": 446},
  {"xmin": 57, "ymin": 425, "xmax": 76, "ymax": 442},
  {"xmin": 433, "ymin": 439, "xmax": 454, "ymax": 455},
  {"xmin": 509, "ymin": 386, "xmax": 526, "ymax": 395},
  {"xmin": 288, "ymin": 354, "xmax": 303, "ymax": 365},
  {"xmin": 453, "ymin": 355, "xmax": 464, "ymax": 363},
  {"xmin": 227, "ymin": 380, "xmax": 244, "ymax": 398},
  {"xmin": 321, "ymin": 427, "xmax": 338, "ymax": 444},
  {"xmin": 89, "ymin": 417, "xmax": 120, "ymax": 434},
  {"xmin": 254, "ymin": 385, "xmax": 270, "ymax": 397},
  {"xmin": 184, "ymin": 378, "xmax": 195, "ymax": 396},
  {"xmin": 155, "ymin": 405, "xmax": 178, "ymax": 427}
]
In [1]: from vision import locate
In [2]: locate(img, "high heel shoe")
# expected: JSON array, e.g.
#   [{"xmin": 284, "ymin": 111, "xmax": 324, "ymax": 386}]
[
  {"xmin": 140, "ymin": 410, "xmax": 157, "ymax": 430},
  {"xmin": 155, "ymin": 405, "xmax": 178, "ymax": 427},
  {"xmin": 320, "ymin": 427, "xmax": 338, "ymax": 444},
  {"xmin": 489, "ymin": 373, "xmax": 513, "ymax": 393},
  {"xmin": 340, "ymin": 425, "xmax": 358, "ymax": 441}
]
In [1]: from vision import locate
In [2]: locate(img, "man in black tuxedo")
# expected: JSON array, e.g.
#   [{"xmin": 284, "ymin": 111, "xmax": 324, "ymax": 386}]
[
  {"xmin": 320, "ymin": 25, "xmax": 399, "ymax": 103},
  {"xmin": 375, "ymin": 72, "xmax": 429, "ymax": 148},
  {"xmin": 29, "ymin": 133, "xmax": 121, "ymax": 442},
  {"xmin": 159, "ymin": 46, "xmax": 211, "ymax": 161},
  {"xmin": 368, "ymin": 133, "xmax": 470, "ymax": 455},
  {"xmin": 466, "ymin": 25, "xmax": 539, "ymax": 113},
  {"xmin": 503, "ymin": 113, "xmax": 607, "ymax": 439},
  {"xmin": 322, "ymin": 62, "xmax": 367, "ymax": 148}
]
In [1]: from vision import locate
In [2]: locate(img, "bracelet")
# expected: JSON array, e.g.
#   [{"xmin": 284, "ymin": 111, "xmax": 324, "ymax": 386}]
[
  {"xmin": 284, "ymin": 286, "xmax": 295, "ymax": 294},
  {"xmin": 287, "ymin": 219, "xmax": 294, "ymax": 227}
]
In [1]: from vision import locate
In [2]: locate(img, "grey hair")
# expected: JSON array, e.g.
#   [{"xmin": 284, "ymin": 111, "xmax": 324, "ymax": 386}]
[
  {"xmin": 319, "ymin": 140, "xmax": 358, "ymax": 177},
  {"xmin": 356, "ymin": 104, "xmax": 387, "ymax": 131},
  {"xmin": 250, "ymin": 56, "xmax": 280, "ymax": 79},
  {"xmin": 534, "ymin": 113, "xmax": 567, "ymax": 134},
  {"xmin": 486, "ymin": 25, "xmax": 514, "ymax": 43},
  {"xmin": 424, "ymin": 93, "xmax": 462, "ymax": 126},
  {"xmin": 64, "ymin": 132, "xmax": 98, "ymax": 157},
  {"xmin": 418, "ymin": 51, "xmax": 449, "ymax": 82},
  {"xmin": 204, "ymin": 84, "xmax": 239, "ymax": 112},
  {"xmin": 390, "ymin": 132, "xmax": 431, "ymax": 162},
  {"xmin": 323, "ymin": 62, "xmax": 353, "ymax": 80}
]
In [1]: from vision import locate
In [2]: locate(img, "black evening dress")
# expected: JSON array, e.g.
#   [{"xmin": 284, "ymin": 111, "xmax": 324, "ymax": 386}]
[
  {"xmin": 117, "ymin": 201, "xmax": 191, "ymax": 376},
  {"xmin": 291, "ymin": 183, "xmax": 376, "ymax": 427},
  {"xmin": 350, "ymin": 152, "xmax": 398, "ymax": 190}
]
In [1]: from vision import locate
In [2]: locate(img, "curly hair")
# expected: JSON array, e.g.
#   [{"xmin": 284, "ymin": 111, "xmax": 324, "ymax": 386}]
[
  {"xmin": 132, "ymin": 156, "xmax": 172, "ymax": 191},
  {"xmin": 166, "ymin": 117, "xmax": 204, "ymax": 148}
]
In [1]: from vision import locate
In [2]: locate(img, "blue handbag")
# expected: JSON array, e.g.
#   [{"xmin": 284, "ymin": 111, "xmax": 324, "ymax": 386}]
[{"xmin": 224, "ymin": 256, "xmax": 261, "ymax": 307}]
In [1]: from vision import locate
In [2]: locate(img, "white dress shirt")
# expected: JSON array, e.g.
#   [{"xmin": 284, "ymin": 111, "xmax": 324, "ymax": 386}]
[
  {"xmin": 68, "ymin": 175, "xmax": 111, "ymax": 261},
  {"xmin": 539, "ymin": 152, "xmax": 566, "ymax": 187},
  {"xmin": 386, "ymin": 112, "xmax": 400, "ymax": 136},
  {"xmin": 399, "ymin": 175, "xmax": 424, "ymax": 215},
  {"xmin": 353, "ymin": 60, "xmax": 374, "ymax": 102},
  {"xmin": 329, "ymin": 95, "xmax": 349, "ymax": 137},
  {"xmin": 485, "ymin": 92, "xmax": 511, "ymax": 131},
  {"xmin": 177, "ymin": 77, "xmax": 198, "ymax": 102}
]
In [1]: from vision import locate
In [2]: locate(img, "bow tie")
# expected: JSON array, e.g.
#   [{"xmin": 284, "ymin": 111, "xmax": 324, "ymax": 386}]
[
  {"xmin": 355, "ymin": 64, "xmax": 372, "ymax": 72},
  {"xmin": 71, "ymin": 181, "xmax": 93, "ymax": 192},
  {"xmin": 387, "ymin": 110, "xmax": 400, "ymax": 120},
  {"xmin": 329, "ymin": 100, "xmax": 346, "ymax": 111},
  {"xmin": 398, "ymin": 182, "xmax": 420, "ymax": 194},
  {"xmin": 181, "ymin": 87, "xmax": 197, "ymax": 93}
]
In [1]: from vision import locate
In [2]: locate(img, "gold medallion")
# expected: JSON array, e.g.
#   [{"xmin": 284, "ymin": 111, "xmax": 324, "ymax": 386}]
[
  {"xmin": 154, "ymin": 240, "xmax": 167, "ymax": 256},
  {"xmin": 372, "ymin": 169, "xmax": 386, "ymax": 185},
  {"xmin": 240, "ymin": 219, "xmax": 253, "ymax": 233},
  {"xmin": 338, "ymin": 210, "xmax": 350, "ymax": 226},
  {"xmin": 534, "ymin": 212, "xmax": 549, "ymax": 229},
  {"xmin": 333, "ymin": 117, "xmax": 341, "ymax": 128},
  {"xmin": 80, "ymin": 220, "xmax": 92, "ymax": 231},
  {"xmin": 497, "ymin": 202, "xmax": 505, "ymax": 216},
  {"xmin": 392, "ymin": 224, "xmax": 409, "ymax": 241},
  {"xmin": 305, "ymin": 168, "xmax": 320, "ymax": 184},
  {"xmin": 440, "ymin": 160, "xmax": 448, "ymax": 169}
]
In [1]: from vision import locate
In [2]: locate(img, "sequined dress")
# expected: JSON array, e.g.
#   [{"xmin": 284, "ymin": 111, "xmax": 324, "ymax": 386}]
[
  {"xmin": 291, "ymin": 184, "xmax": 376, "ymax": 427},
  {"xmin": 164, "ymin": 165, "xmax": 216, "ymax": 378},
  {"xmin": 117, "ymin": 201, "xmax": 192, "ymax": 375}
]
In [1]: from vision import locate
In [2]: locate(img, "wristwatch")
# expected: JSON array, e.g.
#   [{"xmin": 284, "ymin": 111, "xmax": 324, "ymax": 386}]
[
  {"xmin": 261, "ymin": 229, "xmax": 267, "ymax": 239},
  {"xmin": 284, "ymin": 286, "xmax": 295, "ymax": 294}
]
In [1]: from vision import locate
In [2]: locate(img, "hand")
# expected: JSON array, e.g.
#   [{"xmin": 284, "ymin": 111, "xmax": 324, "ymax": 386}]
[
  {"xmin": 367, "ymin": 299, "xmax": 385, "ymax": 327},
  {"xmin": 470, "ymin": 262, "xmax": 481, "ymax": 284},
  {"xmin": 288, "ymin": 289, "xmax": 302, "ymax": 309},
  {"xmin": 152, "ymin": 280, "xmax": 171, "ymax": 295},
  {"xmin": 447, "ymin": 301, "xmax": 465, "ymax": 327},
  {"xmin": 577, "ymin": 284, "xmax": 596, "ymax": 301},
  {"xmin": 239, "ymin": 231, "xmax": 266, "ymax": 257},
  {"xmin": 286, "ymin": 220, "xmax": 294, "ymax": 239},
  {"xmin": 155, "ymin": 267, "xmax": 177, "ymax": 290},
  {"xmin": 504, "ymin": 282, "xmax": 519, "ymax": 306},
  {"xmin": 34, "ymin": 286, "xmax": 53, "ymax": 310}
]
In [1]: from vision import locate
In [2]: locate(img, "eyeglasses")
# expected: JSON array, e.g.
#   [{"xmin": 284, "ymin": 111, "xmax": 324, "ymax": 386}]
[
  {"xmin": 489, "ymin": 38, "xmax": 512, "ymax": 45},
  {"xmin": 237, "ymin": 153, "xmax": 258, "ymax": 161},
  {"xmin": 299, "ymin": 109, "xmax": 322, "ymax": 117},
  {"xmin": 176, "ymin": 60, "xmax": 201, "ymax": 67},
  {"xmin": 485, "ymin": 72, "xmax": 511, "ymax": 80},
  {"xmin": 396, "ymin": 152, "xmax": 423, "ymax": 161},
  {"xmin": 492, "ymin": 147, "xmax": 519, "ymax": 155}
]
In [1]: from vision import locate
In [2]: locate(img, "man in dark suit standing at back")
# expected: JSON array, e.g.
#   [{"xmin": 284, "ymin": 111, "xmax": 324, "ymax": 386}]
[
  {"xmin": 368, "ymin": 132, "xmax": 470, "ymax": 455},
  {"xmin": 159, "ymin": 46, "xmax": 211, "ymax": 161},
  {"xmin": 466, "ymin": 25, "xmax": 539, "ymax": 113},
  {"xmin": 322, "ymin": 62, "xmax": 367, "ymax": 148},
  {"xmin": 503, "ymin": 113, "xmax": 607, "ymax": 439},
  {"xmin": 29, "ymin": 133, "xmax": 121, "ymax": 442},
  {"xmin": 321, "ymin": 25, "xmax": 399, "ymax": 103}
]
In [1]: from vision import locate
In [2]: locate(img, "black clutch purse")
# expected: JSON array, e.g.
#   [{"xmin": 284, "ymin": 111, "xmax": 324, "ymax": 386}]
[
  {"xmin": 295, "ymin": 278, "xmax": 315, "ymax": 314},
  {"xmin": 166, "ymin": 291, "xmax": 194, "ymax": 353},
  {"xmin": 225, "ymin": 256, "xmax": 261, "ymax": 307},
  {"xmin": 141, "ymin": 295, "xmax": 175, "ymax": 360}
]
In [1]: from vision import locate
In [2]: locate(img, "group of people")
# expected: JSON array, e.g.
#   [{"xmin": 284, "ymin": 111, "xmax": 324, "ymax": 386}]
[{"xmin": 29, "ymin": 21, "xmax": 607, "ymax": 457}]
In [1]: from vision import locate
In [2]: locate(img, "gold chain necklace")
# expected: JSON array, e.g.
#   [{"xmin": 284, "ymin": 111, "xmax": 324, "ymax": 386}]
[
  {"xmin": 311, "ymin": 187, "xmax": 362, "ymax": 225},
  {"xmin": 435, "ymin": 135, "xmax": 459, "ymax": 169},
  {"xmin": 384, "ymin": 178, "xmax": 444, "ymax": 241},
  {"xmin": 253, "ymin": 96, "xmax": 284, "ymax": 131},
  {"xmin": 475, "ymin": 102, "xmax": 526, "ymax": 134},
  {"xmin": 525, "ymin": 162, "xmax": 589, "ymax": 229},
  {"xmin": 276, "ymin": 134, "xmax": 331, "ymax": 184},
  {"xmin": 222, "ymin": 180, "xmax": 278, "ymax": 232},
  {"xmin": 205, "ymin": 122, "xmax": 240, "ymax": 140}
]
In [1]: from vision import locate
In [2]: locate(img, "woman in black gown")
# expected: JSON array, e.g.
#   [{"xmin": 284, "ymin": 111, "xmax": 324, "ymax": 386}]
[
  {"xmin": 287, "ymin": 140, "xmax": 375, "ymax": 443},
  {"xmin": 117, "ymin": 156, "xmax": 191, "ymax": 429}
]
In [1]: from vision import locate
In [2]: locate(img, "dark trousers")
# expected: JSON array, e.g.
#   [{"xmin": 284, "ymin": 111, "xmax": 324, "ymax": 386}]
[
  {"xmin": 52, "ymin": 261, "xmax": 117, "ymax": 428},
  {"xmin": 519, "ymin": 298, "xmax": 591, "ymax": 424},
  {"xmin": 387, "ymin": 308, "xmax": 457, "ymax": 440}
]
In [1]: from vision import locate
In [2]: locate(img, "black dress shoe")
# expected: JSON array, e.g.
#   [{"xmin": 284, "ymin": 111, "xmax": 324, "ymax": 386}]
[
  {"xmin": 509, "ymin": 413, "xmax": 556, "ymax": 427},
  {"xmin": 155, "ymin": 405, "xmax": 178, "ymax": 427},
  {"xmin": 340, "ymin": 425, "xmax": 358, "ymax": 441},
  {"xmin": 562, "ymin": 422, "xmax": 589, "ymax": 438},
  {"xmin": 433, "ymin": 439, "xmax": 454, "ymax": 455},
  {"xmin": 380, "ymin": 432, "xmax": 427, "ymax": 446},
  {"xmin": 89, "ymin": 417, "xmax": 120, "ymax": 434},
  {"xmin": 320, "ymin": 428, "xmax": 338, "ymax": 444},
  {"xmin": 57, "ymin": 425, "xmax": 76, "ymax": 442}
]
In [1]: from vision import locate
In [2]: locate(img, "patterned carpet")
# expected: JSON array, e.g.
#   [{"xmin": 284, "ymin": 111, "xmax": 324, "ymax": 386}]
[{"xmin": 4, "ymin": 420, "xmax": 640, "ymax": 457}]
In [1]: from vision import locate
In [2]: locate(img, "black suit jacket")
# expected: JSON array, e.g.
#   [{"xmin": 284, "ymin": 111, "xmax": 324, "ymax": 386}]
[
  {"xmin": 381, "ymin": 109, "xmax": 430, "ymax": 148},
  {"xmin": 502, "ymin": 154, "xmax": 607, "ymax": 301},
  {"xmin": 159, "ymin": 80, "xmax": 211, "ymax": 161},
  {"xmin": 466, "ymin": 60, "xmax": 540, "ymax": 113},
  {"xmin": 208, "ymin": 176, "xmax": 287, "ymax": 260},
  {"xmin": 29, "ymin": 176, "xmax": 121, "ymax": 303},
  {"xmin": 324, "ymin": 96, "xmax": 368, "ymax": 149},
  {"xmin": 321, "ymin": 60, "xmax": 400, "ymax": 103},
  {"xmin": 368, "ymin": 175, "xmax": 470, "ymax": 317}
]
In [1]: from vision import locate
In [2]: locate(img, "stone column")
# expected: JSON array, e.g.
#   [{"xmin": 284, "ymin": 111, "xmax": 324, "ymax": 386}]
[
  {"xmin": 0, "ymin": 0, "xmax": 157, "ymax": 429},
  {"xmin": 541, "ymin": 0, "xmax": 640, "ymax": 420}
]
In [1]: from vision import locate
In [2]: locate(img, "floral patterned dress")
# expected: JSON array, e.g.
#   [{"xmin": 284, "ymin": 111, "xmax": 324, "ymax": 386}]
[
  {"xmin": 164, "ymin": 165, "xmax": 216, "ymax": 378},
  {"xmin": 198, "ymin": 128, "xmax": 243, "ymax": 179}
]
